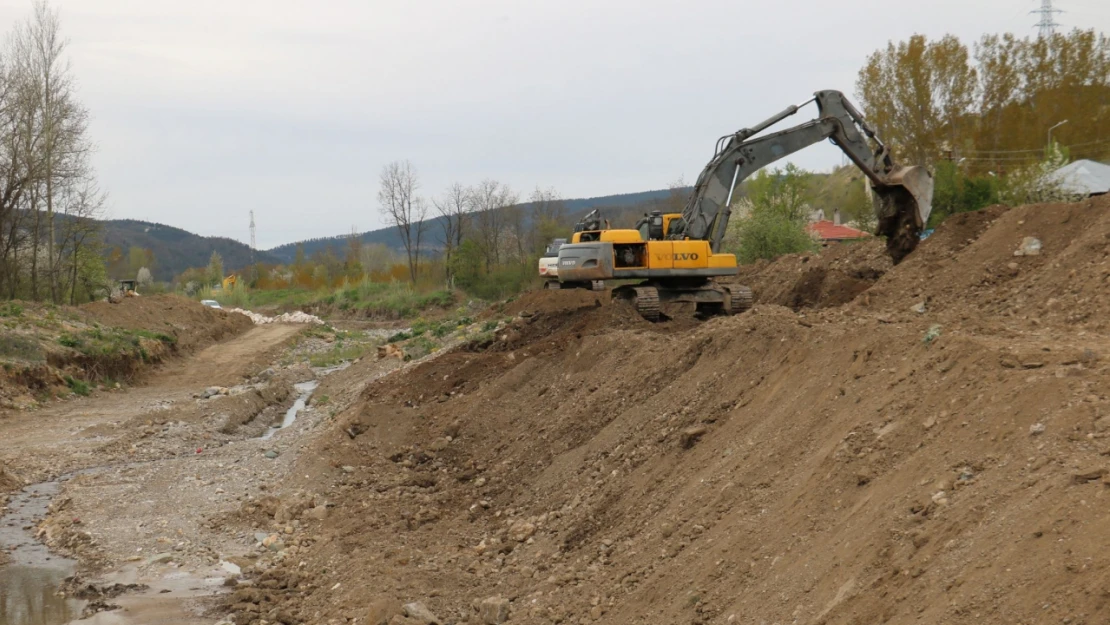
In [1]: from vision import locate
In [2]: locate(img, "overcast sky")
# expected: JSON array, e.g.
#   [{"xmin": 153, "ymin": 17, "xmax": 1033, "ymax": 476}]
[{"xmin": 1, "ymin": 0, "xmax": 1107, "ymax": 249}]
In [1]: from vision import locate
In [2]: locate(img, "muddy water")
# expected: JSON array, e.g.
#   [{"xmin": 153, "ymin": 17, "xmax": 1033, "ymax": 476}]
[
  {"xmin": 0, "ymin": 482, "xmax": 84, "ymax": 625},
  {"xmin": 261, "ymin": 380, "xmax": 318, "ymax": 440}
]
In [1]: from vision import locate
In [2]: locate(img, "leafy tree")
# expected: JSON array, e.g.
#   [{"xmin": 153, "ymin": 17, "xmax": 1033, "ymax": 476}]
[
  {"xmin": 136, "ymin": 266, "xmax": 153, "ymax": 287},
  {"xmin": 731, "ymin": 206, "xmax": 819, "ymax": 264},
  {"xmin": 207, "ymin": 251, "xmax": 224, "ymax": 286},
  {"xmin": 746, "ymin": 164, "xmax": 813, "ymax": 222},
  {"xmin": 856, "ymin": 34, "xmax": 978, "ymax": 165}
]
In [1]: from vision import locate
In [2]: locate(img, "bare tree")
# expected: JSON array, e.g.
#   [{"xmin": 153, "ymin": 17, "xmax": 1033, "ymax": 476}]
[
  {"xmin": 432, "ymin": 182, "xmax": 470, "ymax": 286},
  {"xmin": 528, "ymin": 186, "xmax": 566, "ymax": 256},
  {"xmin": 467, "ymin": 179, "xmax": 517, "ymax": 271},
  {"xmin": 0, "ymin": 1, "xmax": 96, "ymax": 303},
  {"xmin": 55, "ymin": 175, "xmax": 105, "ymax": 303},
  {"xmin": 18, "ymin": 2, "xmax": 89, "ymax": 301},
  {"xmin": 377, "ymin": 160, "xmax": 428, "ymax": 283}
]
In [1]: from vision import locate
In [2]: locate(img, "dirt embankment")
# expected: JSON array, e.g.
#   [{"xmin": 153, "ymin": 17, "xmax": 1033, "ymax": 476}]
[
  {"xmin": 82, "ymin": 294, "xmax": 254, "ymax": 352},
  {"xmin": 227, "ymin": 196, "xmax": 1110, "ymax": 625},
  {"xmin": 0, "ymin": 295, "xmax": 252, "ymax": 408}
]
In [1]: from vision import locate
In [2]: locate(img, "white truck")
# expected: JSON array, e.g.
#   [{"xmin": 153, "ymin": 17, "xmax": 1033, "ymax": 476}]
[{"xmin": 538, "ymin": 238, "xmax": 568, "ymax": 289}]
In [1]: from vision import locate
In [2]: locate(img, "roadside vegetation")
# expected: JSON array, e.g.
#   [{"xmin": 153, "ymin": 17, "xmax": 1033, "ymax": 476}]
[
  {"xmin": 283, "ymin": 309, "xmax": 503, "ymax": 370},
  {"xmin": 0, "ymin": 302, "xmax": 184, "ymax": 407}
]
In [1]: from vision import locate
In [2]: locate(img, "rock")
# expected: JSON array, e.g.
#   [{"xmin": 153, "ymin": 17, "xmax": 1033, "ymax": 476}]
[
  {"xmin": 378, "ymin": 344, "xmax": 404, "ymax": 360},
  {"xmin": 680, "ymin": 426, "xmax": 708, "ymax": 449},
  {"xmin": 203, "ymin": 386, "xmax": 223, "ymax": 399},
  {"xmin": 508, "ymin": 521, "xmax": 536, "ymax": 542},
  {"xmin": 262, "ymin": 534, "xmax": 284, "ymax": 552},
  {"xmin": 264, "ymin": 450, "xmax": 280, "ymax": 459},
  {"xmin": 923, "ymin": 415, "xmax": 937, "ymax": 430},
  {"xmin": 367, "ymin": 597, "xmax": 404, "ymax": 625},
  {"xmin": 305, "ymin": 505, "xmax": 329, "ymax": 521},
  {"xmin": 480, "ymin": 596, "xmax": 510, "ymax": 624},
  {"xmin": 254, "ymin": 532, "xmax": 270, "ymax": 543},
  {"xmin": 1094, "ymin": 416, "xmax": 1110, "ymax": 433},
  {"xmin": 1029, "ymin": 423, "xmax": 1046, "ymax": 436},
  {"xmin": 1072, "ymin": 467, "xmax": 1107, "ymax": 484},
  {"xmin": 1014, "ymin": 237, "xmax": 1042, "ymax": 256},
  {"xmin": 402, "ymin": 602, "xmax": 442, "ymax": 624},
  {"xmin": 429, "ymin": 437, "xmax": 450, "ymax": 452},
  {"xmin": 341, "ymin": 465, "xmax": 356, "ymax": 473},
  {"xmin": 143, "ymin": 552, "xmax": 174, "ymax": 566},
  {"xmin": 910, "ymin": 301, "xmax": 927, "ymax": 314}
]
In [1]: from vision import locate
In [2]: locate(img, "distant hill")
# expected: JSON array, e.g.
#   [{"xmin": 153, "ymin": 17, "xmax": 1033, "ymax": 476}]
[
  {"xmin": 101, "ymin": 219, "xmax": 281, "ymax": 281},
  {"xmin": 265, "ymin": 188, "xmax": 688, "ymax": 263}
]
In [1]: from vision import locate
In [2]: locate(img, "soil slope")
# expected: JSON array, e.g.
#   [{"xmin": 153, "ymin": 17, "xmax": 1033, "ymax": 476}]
[{"xmin": 231, "ymin": 196, "xmax": 1110, "ymax": 625}]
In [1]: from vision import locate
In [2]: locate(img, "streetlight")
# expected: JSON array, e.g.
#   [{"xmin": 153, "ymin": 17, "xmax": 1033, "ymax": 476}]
[{"xmin": 1047, "ymin": 119, "xmax": 1069, "ymax": 156}]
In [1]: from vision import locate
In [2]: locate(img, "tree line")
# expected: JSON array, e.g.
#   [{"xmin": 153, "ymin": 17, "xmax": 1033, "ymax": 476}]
[
  {"xmin": 0, "ymin": 1, "xmax": 106, "ymax": 304},
  {"xmin": 857, "ymin": 29, "xmax": 1109, "ymax": 170},
  {"xmin": 377, "ymin": 159, "xmax": 568, "ymax": 296}
]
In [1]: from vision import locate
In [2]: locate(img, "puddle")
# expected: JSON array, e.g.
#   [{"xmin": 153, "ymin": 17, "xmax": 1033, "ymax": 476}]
[
  {"xmin": 0, "ymin": 482, "xmax": 84, "ymax": 625},
  {"xmin": 261, "ymin": 380, "xmax": 318, "ymax": 440}
]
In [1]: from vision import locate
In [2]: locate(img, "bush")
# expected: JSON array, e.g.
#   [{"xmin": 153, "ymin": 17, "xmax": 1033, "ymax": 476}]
[
  {"xmin": 65, "ymin": 375, "xmax": 91, "ymax": 396},
  {"xmin": 58, "ymin": 333, "xmax": 82, "ymax": 348},
  {"xmin": 732, "ymin": 208, "xmax": 819, "ymax": 264}
]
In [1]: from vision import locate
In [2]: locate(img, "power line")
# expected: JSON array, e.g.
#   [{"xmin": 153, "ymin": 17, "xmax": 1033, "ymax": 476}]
[
  {"xmin": 1031, "ymin": 0, "xmax": 1062, "ymax": 38},
  {"xmin": 960, "ymin": 137, "xmax": 1110, "ymax": 157}
]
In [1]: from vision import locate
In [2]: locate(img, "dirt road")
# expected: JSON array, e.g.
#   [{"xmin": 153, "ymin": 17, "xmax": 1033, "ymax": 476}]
[{"xmin": 0, "ymin": 324, "xmax": 303, "ymax": 485}]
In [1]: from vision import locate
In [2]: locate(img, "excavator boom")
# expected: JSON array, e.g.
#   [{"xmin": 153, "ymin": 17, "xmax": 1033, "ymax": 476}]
[{"xmin": 672, "ymin": 90, "xmax": 932, "ymax": 262}]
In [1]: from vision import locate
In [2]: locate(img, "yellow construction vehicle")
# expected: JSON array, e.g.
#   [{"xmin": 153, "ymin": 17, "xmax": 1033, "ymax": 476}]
[
  {"xmin": 222, "ymin": 274, "xmax": 238, "ymax": 290},
  {"xmin": 555, "ymin": 90, "xmax": 933, "ymax": 320}
]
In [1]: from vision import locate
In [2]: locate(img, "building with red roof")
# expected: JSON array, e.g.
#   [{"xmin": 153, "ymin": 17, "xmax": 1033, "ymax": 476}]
[{"xmin": 806, "ymin": 219, "xmax": 870, "ymax": 243}]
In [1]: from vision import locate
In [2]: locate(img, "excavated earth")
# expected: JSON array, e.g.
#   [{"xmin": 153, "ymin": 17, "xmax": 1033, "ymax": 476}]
[
  {"xmin": 217, "ymin": 195, "xmax": 1110, "ymax": 625},
  {"xmin": 2, "ymin": 196, "xmax": 1108, "ymax": 625}
]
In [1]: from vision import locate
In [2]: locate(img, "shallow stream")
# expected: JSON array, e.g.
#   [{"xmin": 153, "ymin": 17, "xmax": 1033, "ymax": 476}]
[{"xmin": 0, "ymin": 481, "xmax": 83, "ymax": 625}]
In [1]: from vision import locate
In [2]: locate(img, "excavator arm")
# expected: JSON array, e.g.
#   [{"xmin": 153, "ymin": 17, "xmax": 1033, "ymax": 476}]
[{"xmin": 671, "ymin": 90, "xmax": 933, "ymax": 262}]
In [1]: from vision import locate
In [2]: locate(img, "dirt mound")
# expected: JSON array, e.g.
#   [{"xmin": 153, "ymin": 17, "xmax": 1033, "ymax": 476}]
[
  {"xmin": 83, "ymin": 294, "xmax": 252, "ymax": 351},
  {"xmin": 856, "ymin": 195, "xmax": 1110, "ymax": 331},
  {"xmin": 732, "ymin": 238, "xmax": 892, "ymax": 310},
  {"xmin": 225, "ymin": 197, "xmax": 1110, "ymax": 625}
]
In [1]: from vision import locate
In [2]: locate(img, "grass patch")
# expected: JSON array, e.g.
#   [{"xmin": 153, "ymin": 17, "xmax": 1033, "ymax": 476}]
[
  {"xmin": 198, "ymin": 280, "xmax": 458, "ymax": 321},
  {"xmin": 0, "ymin": 333, "xmax": 44, "ymax": 361},
  {"xmin": 308, "ymin": 342, "xmax": 377, "ymax": 368},
  {"xmin": 403, "ymin": 335, "xmax": 437, "ymax": 360}
]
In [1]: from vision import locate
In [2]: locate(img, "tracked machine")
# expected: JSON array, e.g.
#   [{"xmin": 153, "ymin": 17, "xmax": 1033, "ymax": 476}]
[{"xmin": 555, "ymin": 90, "xmax": 934, "ymax": 320}]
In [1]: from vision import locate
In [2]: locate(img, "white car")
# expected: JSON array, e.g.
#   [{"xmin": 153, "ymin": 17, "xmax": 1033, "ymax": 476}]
[{"xmin": 200, "ymin": 299, "xmax": 222, "ymax": 309}]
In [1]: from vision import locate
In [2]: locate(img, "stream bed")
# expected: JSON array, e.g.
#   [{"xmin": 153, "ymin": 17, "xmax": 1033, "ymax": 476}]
[{"xmin": 0, "ymin": 481, "xmax": 83, "ymax": 625}]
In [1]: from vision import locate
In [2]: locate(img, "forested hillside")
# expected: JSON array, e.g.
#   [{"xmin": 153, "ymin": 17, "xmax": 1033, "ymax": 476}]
[
  {"xmin": 101, "ymin": 220, "xmax": 280, "ymax": 281},
  {"xmin": 265, "ymin": 188, "xmax": 686, "ymax": 263}
]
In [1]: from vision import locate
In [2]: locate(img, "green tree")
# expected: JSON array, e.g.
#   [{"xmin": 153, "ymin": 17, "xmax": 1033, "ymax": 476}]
[
  {"xmin": 746, "ymin": 163, "xmax": 814, "ymax": 221},
  {"xmin": 731, "ymin": 207, "xmax": 819, "ymax": 264},
  {"xmin": 207, "ymin": 251, "xmax": 224, "ymax": 286},
  {"xmin": 856, "ymin": 34, "xmax": 978, "ymax": 165}
]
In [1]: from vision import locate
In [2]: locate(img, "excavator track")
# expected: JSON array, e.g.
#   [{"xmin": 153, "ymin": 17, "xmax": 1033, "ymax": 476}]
[
  {"xmin": 726, "ymin": 285, "xmax": 753, "ymax": 315},
  {"xmin": 632, "ymin": 287, "xmax": 660, "ymax": 321}
]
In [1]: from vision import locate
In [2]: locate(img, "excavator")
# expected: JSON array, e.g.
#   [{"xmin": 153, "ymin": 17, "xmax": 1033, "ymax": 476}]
[{"xmin": 554, "ymin": 89, "xmax": 934, "ymax": 320}]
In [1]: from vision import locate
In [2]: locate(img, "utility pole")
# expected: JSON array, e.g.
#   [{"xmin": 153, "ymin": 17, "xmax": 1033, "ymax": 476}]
[{"xmin": 1031, "ymin": 0, "xmax": 1062, "ymax": 38}]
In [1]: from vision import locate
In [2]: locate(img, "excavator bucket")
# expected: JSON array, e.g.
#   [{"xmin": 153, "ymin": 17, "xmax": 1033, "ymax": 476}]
[{"xmin": 871, "ymin": 165, "xmax": 934, "ymax": 264}]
